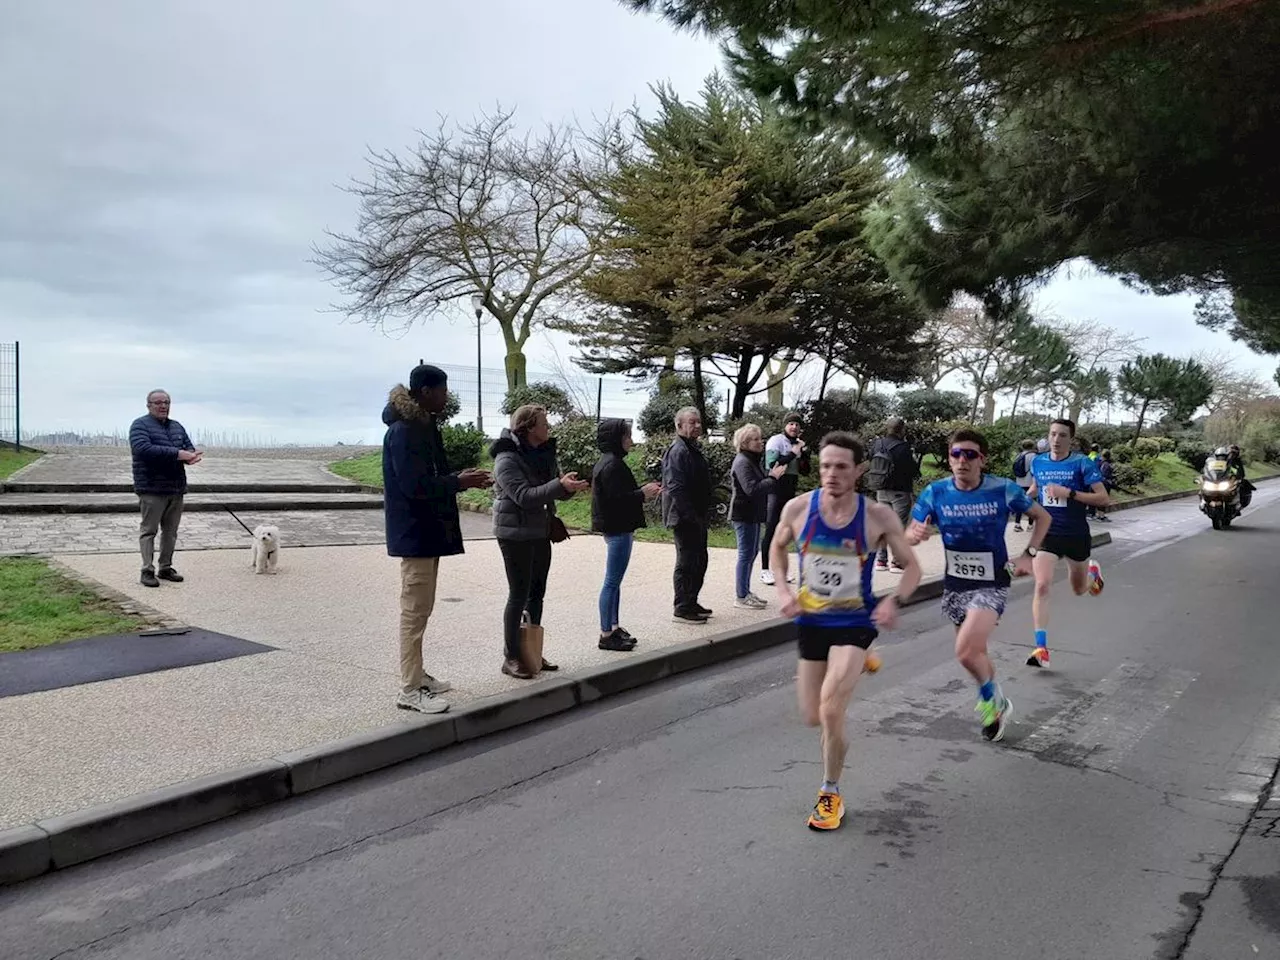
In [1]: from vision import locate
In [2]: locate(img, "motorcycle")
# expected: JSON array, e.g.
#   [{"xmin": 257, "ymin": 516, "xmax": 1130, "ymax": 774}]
[{"xmin": 1198, "ymin": 455, "xmax": 1241, "ymax": 530}]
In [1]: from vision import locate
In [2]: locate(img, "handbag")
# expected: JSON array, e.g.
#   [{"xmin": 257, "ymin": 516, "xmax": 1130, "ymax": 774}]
[
  {"xmin": 548, "ymin": 515, "xmax": 570, "ymax": 544},
  {"xmin": 519, "ymin": 615, "xmax": 544, "ymax": 675}
]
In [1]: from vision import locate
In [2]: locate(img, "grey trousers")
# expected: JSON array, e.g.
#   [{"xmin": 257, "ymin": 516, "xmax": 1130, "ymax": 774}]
[
  {"xmin": 139, "ymin": 494, "xmax": 184, "ymax": 571},
  {"xmin": 875, "ymin": 489, "xmax": 913, "ymax": 565}
]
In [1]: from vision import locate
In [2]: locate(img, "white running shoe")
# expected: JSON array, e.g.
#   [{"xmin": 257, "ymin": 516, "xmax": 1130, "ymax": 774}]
[
  {"xmin": 760, "ymin": 570, "xmax": 776, "ymax": 586},
  {"xmin": 421, "ymin": 674, "xmax": 452, "ymax": 695},
  {"xmin": 396, "ymin": 689, "xmax": 450, "ymax": 714}
]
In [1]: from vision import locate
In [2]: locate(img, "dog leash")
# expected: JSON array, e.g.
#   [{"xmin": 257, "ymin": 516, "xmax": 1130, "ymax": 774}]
[{"xmin": 218, "ymin": 501, "xmax": 256, "ymax": 537}]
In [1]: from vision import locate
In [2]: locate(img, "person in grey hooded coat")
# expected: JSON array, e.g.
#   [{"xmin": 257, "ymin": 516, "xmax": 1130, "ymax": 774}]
[{"xmin": 489, "ymin": 404, "xmax": 589, "ymax": 679}]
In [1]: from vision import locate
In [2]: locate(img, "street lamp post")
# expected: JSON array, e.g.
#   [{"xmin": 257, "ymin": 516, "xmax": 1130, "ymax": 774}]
[{"xmin": 470, "ymin": 293, "xmax": 484, "ymax": 433}]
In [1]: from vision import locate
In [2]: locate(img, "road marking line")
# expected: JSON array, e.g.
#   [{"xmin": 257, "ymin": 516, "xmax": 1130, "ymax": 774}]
[
  {"xmin": 1015, "ymin": 661, "xmax": 1197, "ymax": 771},
  {"xmin": 1217, "ymin": 702, "xmax": 1280, "ymax": 805}
]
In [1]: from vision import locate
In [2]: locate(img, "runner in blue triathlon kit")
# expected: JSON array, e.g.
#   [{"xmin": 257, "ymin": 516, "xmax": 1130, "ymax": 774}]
[
  {"xmin": 907, "ymin": 428, "xmax": 1050, "ymax": 742},
  {"xmin": 1026, "ymin": 418, "xmax": 1109, "ymax": 668},
  {"xmin": 770, "ymin": 432, "xmax": 921, "ymax": 831}
]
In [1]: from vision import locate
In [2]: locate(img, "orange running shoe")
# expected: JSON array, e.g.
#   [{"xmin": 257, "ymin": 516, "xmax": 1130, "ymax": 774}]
[
  {"xmin": 807, "ymin": 791, "xmax": 845, "ymax": 831},
  {"xmin": 1088, "ymin": 559, "xmax": 1104, "ymax": 596},
  {"xmin": 863, "ymin": 650, "xmax": 882, "ymax": 674},
  {"xmin": 1026, "ymin": 646, "xmax": 1051, "ymax": 668}
]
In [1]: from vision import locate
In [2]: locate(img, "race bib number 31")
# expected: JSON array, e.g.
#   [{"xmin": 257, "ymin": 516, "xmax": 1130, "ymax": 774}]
[
  {"xmin": 945, "ymin": 550, "xmax": 996, "ymax": 581},
  {"xmin": 1042, "ymin": 491, "xmax": 1066, "ymax": 508}
]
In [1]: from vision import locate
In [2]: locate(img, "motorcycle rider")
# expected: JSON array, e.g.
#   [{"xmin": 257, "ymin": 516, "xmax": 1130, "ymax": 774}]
[{"xmin": 1226, "ymin": 444, "xmax": 1255, "ymax": 509}]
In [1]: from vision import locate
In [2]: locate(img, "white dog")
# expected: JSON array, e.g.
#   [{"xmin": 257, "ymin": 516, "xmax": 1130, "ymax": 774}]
[{"xmin": 249, "ymin": 524, "xmax": 281, "ymax": 574}]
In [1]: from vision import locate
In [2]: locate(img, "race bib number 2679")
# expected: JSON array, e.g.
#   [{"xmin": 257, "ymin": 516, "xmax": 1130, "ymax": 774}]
[{"xmin": 945, "ymin": 550, "xmax": 995, "ymax": 581}]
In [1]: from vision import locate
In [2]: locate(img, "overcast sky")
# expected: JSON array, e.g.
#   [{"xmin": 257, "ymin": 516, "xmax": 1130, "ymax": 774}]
[{"xmin": 1, "ymin": 1, "xmax": 1273, "ymax": 444}]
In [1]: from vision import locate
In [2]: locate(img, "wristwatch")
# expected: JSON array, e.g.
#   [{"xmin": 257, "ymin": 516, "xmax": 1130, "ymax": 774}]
[
  {"xmin": 1024, "ymin": 546, "xmax": 1038, "ymax": 557},
  {"xmin": 1068, "ymin": 489, "xmax": 1077, "ymax": 501}
]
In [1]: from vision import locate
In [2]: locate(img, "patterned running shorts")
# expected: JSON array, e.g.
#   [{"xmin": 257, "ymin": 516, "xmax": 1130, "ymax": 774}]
[{"xmin": 941, "ymin": 586, "xmax": 1010, "ymax": 626}]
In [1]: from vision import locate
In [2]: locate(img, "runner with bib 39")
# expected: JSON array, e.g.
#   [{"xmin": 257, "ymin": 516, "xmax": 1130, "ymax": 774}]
[
  {"xmin": 771, "ymin": 432, "xmax": 921, "ymax": 831},
  {"xmin": 1025, "ymin": 418, "xmax": 1110, "ymax": 669},
  {"xmin": 906, "ymin": 428, "xmax": 1050, "ymax": 742}
]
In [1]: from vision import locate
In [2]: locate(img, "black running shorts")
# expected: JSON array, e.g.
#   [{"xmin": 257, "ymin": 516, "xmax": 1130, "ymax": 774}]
[
  {"xmin": 1039, "ymin": 533, "xmax": 1092, "ymax": 563},
  {"xmin": 796, "ymin": 624, "xmax": 878, "ymax": 661}
]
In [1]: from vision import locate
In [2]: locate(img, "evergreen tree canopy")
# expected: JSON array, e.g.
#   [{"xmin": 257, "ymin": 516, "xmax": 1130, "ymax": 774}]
[
  {"xmin": 560, "ymin": 77, "xmax": 923, "ymax": 418},
  {"xmin": 629, "ymin": 0, "xmax": 1280, "ymax": 355},
  {"xmin": 1117, "ymin": 353, "xmax": 1214, "ymax": 441}
]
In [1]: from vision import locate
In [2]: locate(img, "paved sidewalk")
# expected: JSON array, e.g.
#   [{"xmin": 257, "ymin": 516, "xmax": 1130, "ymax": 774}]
[
  {"xmin": 0, "ymin": 522, "xmax": 1046, "ymax": 829},
  {"xmin": 1, "ymin": 446, "xmax": 402, "ymax": 553},
  {"xmin": 7, "ymin": 450, "xmax": 368, "ymax": 487},
  {"xmin": 0, "ymin": 508, "xmax": 492, "ymax": 556},
  {"xmin": 0, "ymin": 492, "xmax": 384, "ymax": 513}
]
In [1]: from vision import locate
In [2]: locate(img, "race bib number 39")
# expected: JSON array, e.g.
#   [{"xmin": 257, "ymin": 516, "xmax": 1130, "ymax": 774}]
[
  {"xmin": 945, "ymin": 550, "xmax": 996, "ymax": 581},
  {"xmin": 801, "ymin": 554, "xmax": 863, "ymax": 604}
]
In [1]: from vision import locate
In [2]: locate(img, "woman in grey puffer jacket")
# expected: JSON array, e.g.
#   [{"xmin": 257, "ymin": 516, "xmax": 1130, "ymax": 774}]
[{"xmin": 490, "ymin": 404, "xmax": 590, "ymax": 679}]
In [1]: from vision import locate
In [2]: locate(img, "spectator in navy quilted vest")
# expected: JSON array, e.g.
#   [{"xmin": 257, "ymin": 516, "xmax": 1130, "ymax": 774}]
[{"xmin": 129, "ymin": 389, "xmax": 202, "ymax": 588}]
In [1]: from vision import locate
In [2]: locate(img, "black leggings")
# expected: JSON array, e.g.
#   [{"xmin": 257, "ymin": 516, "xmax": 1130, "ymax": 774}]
[
  {"xmin": 760, "ymin": 476, "xmax": 798, "ymax": 570},
  {"xmin": 499, "ymin": 538, "xmax": 552, "ymax": 660}
]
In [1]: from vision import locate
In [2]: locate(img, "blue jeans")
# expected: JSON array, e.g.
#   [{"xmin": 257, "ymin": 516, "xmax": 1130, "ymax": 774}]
[
  {"xmin": 733, "ymin": 522, "xmax": 762, "ymax": 599},
  {"xmin": 599, "ymin": 533, "xmax": 634, "ymax": 632}
]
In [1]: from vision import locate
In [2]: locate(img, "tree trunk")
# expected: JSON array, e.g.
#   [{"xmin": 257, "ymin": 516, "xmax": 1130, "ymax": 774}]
[
  {"xmin": 503, "ymin": 349, "xmax": 527, "ymax": 391},
  {"xmin": 982, "ymin": 391, "xmax": 997, "ymax": 424},
  {"xmin": 766, "ymin": 354, "xmax": 792, "ymax": 406},
  {"xmin": 1133, "ymin": 399, "xmax": 1150, "ymax": 442},
  {"xmin": 731, "ymin": 348, "xmax": 752, "ymax": 419},
  {"xmin": 818, "ymin": 346, "xmax": 834, "ymax": 402},
  {"xmin": 499, "ymin": 322, "xmax": 528, "ymax": 392},
  {"xmin": 692, "ymin": 354, "xmax": 706, "ymax": 425},
  {"xmin": 1010, "ymin": 382, "xmax": 1024, "ymax": 420}
]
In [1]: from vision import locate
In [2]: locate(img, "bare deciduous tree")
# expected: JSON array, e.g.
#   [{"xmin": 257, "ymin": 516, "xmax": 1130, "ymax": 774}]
[
  {"xmin": 916, "ymin": 306, "xmax": 973, "ymax": 389},
  {"xmin": 1052, "ymin": 319, "xmax": 1145, "ymax": 422},
  {"xmin": 1194, "ymin": 349, "xmax": 1272, "ymax": 416},
  {"xmin": 315, "ymin": 108, "xmax": 621, "ymax": 390}
]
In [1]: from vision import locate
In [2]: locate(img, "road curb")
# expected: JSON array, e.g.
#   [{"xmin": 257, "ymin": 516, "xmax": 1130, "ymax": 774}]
[{"xmin": 0, "ymin": 531, "xmax": 1109, "ymax": 886}]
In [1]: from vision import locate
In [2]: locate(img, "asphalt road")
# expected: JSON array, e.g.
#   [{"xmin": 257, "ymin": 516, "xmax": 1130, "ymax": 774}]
[{"xmin": 3, "ymin": 497, "xmax": 1280, "ymax": 960}]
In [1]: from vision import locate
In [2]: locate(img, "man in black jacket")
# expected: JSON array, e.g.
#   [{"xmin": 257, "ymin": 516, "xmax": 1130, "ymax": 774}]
[
  {"xmin": 129, "ymin": 389, "xmax": 202, "ymax": 587},
  {"xmin": 382, "ymin": 364, "xmax": 492, "ymax": 714},
  {"xmin": 662, "ymin": 406, "xmax": 714, "ymax": 623},
  {"xmin": 868, "ymin": 417, "xmax": 919, "ymax": 572}
]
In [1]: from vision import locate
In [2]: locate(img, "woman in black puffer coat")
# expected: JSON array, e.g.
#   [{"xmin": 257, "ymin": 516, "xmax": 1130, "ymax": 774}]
[{"xmin": 490, "ymin": 404, "xmax": 589, "ymax": 679}]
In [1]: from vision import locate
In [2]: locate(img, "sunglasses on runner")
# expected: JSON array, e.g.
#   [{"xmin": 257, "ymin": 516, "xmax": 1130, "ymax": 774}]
[{"xmin": 949, "ymin": 447, "xmax": 983, "ymax": 461}]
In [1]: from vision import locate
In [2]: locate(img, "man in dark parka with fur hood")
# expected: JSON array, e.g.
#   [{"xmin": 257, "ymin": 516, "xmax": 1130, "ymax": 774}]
[{"xmin": 381, "ymin": 363, "xmax": 492, "ymax": 714}]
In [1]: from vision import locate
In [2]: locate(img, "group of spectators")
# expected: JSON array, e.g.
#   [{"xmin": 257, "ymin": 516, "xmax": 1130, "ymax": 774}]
[{"xmin": 382, "ymin": 365, "xmax": 838, "ymax": 713}]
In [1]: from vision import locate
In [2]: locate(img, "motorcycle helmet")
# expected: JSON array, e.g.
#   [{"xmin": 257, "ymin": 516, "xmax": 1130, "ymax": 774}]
[{"xmin": 1214, "ymin": 446, "xmax": 1230, "ymax": 456}]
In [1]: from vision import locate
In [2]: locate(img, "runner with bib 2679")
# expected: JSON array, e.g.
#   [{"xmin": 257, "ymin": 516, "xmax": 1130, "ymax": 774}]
[{"xmin": 907, "ymin": 428, "xmax": 1051, "ymax": 742}]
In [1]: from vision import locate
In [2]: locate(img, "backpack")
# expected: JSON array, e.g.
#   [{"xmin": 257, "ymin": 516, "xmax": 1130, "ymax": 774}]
[
  {"xmin": 865, "ymin": 439, "xmax": 895, "ymax": 492},
  {"xmin": 1013, "ymin": 451, "xmax": 1030, "ymax": 479}
]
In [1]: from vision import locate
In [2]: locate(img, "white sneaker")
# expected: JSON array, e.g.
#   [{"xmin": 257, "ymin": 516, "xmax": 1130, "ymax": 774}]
[
  {"xmin": 420, "ymin": 674, "xmax": 452, "ymax": 695},
  {"xmin": 786, "ymin": 571, "xmax": 797, "ymax": 583},
  {"xmin": 760, "ymin": 570, "xmax": 776, "ymax": 586},
  {"xmin": 396, "ymin": 689, "xmax": 450, "ymax": 714}
]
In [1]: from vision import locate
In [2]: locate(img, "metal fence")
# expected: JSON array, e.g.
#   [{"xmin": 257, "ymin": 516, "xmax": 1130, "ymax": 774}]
[{"xmin": 0, "ymin": 342, "xmax": 18, "ymax": 450}]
